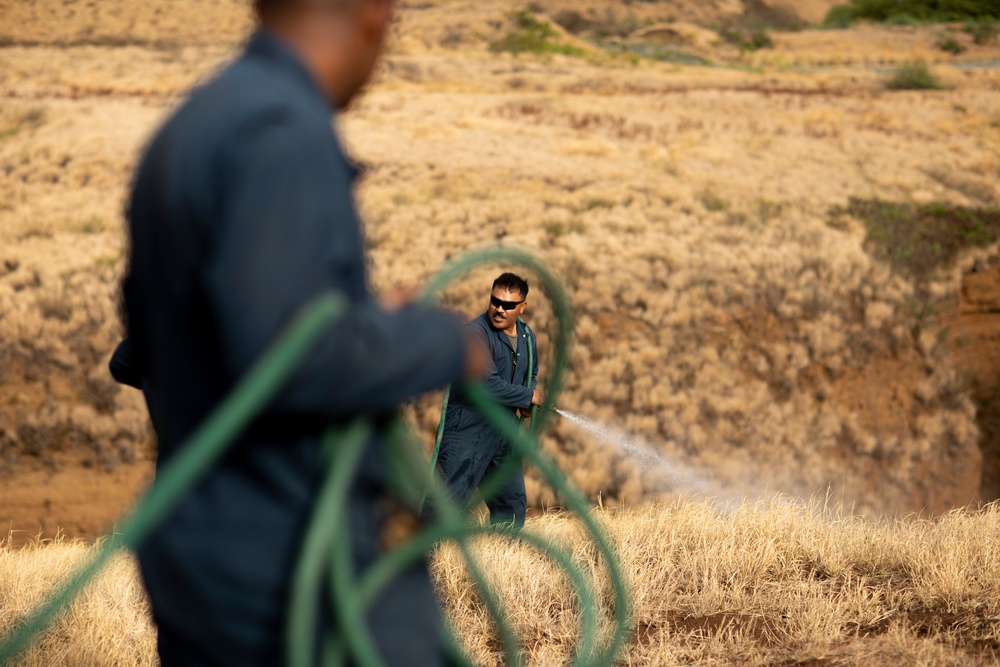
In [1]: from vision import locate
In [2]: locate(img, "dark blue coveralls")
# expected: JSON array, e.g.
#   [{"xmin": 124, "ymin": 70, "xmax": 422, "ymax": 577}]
[
  {"xmin": 435, "ymin": 313, "xmax": 538, "ymax": 527},
  {"xmin": 118, "ymin": 29, "xmax": 466, "ymax": 667}
]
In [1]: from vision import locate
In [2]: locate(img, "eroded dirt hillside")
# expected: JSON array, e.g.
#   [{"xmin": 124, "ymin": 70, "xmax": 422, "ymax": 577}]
[{"xmin": 2, "ymin": 0, "xmax": 1000, "ymax": 542}]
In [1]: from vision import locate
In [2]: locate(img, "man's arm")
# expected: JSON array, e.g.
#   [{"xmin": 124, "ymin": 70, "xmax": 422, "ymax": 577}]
[{"xmin": 204, "ymin": 115, "xmax": 466, "ymax": 418}]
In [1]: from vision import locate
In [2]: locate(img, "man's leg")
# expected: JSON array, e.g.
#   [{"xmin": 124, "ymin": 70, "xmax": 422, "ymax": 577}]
[
  {"xmin": 432, "ymin": 427, "xmax": 494, "ymax": 510},
  {"xmin": 480, "ymin": 442, "xmax": 527, "ymax": 530}
]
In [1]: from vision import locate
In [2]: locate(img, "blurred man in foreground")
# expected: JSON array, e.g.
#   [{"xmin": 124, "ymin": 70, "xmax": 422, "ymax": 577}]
[
  {"xmin": 118, "ymin": 0, "xmax": 477, "ymax": 664},
  {"xmin": 433, "ymin": 273, "xmax": 543, "ymax": 529}
]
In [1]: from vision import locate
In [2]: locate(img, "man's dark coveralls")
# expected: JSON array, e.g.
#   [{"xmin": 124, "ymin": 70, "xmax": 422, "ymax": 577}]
[
  {"xmin": 119, "ymin": 30, "xmax": 466, "ymax": 667},
  {"xmin": 435, "ymin": 313, "xmax": 538, "ymax": 527}
]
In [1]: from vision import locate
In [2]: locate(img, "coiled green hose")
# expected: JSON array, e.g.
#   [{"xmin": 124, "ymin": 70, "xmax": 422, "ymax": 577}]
[{"xmin": 0, "ymin": 247, "xmax": 631, "ymax": 667}]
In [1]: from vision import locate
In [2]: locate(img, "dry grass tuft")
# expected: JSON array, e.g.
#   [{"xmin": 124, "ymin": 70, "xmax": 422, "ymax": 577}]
[{"xmin": 0, "ymin": 537, "xmax": 155, "ymax": 667}]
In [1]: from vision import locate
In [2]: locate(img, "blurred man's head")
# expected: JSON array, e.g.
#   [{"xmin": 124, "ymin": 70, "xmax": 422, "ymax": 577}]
[
  {"xmin": 254, "ymin": 0, "xmax": 394, "ymax": 109},
  {"xmin": 487, "ymin": 273, "xmax": 529, "ymax": 334}
]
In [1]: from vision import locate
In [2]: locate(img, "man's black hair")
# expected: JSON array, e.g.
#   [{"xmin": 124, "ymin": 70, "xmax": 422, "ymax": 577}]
[
  {"xmin": 492, "ymin": 272, "xmax": 529, "ymax": 299},
  {"xmin": 253, "ymin": 0, "xmax": 283, "ymax": 19},
  {"xmin": 253, "ymin": 0, "xmax": 363, "ymax": 20}
]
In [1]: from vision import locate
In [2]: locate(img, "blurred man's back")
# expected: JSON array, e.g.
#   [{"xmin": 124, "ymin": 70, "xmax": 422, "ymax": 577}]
[{"xmin": 120, "ymin": 1, "xmax": 468, "ymax": 664}]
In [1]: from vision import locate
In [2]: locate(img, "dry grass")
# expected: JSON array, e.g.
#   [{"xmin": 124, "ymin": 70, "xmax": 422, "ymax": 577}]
[
  {"xmin": 3, "ymin": 0, "xmax": 1000, "ymax": 527},
  {"xmin": 5, "ymin": 501, "xmax": 1000, "ymax": 665},
  {"xmin": 433, "ymin": 501, "xmax": 1000, "ymax": 665},
  {"xmin": 0, "ymin": 537, "xmax": 155, "ymax": 667}
]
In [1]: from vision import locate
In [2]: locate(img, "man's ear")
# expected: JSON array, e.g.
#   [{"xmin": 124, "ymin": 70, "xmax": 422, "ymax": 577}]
[{"xmin": 357, "ymin": 0, "xmax": 393, "ymax": 41}]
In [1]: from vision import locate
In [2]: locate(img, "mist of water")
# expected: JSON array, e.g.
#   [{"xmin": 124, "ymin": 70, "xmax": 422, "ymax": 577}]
[{"xmin": 554, "ymin": 408, "xmax": 724, "ymax": 499}]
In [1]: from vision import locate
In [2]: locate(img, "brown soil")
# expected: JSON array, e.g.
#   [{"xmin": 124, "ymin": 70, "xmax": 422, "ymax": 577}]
[
  {"xmin": 1, "ymin": 451, "xmax": 153, "ymax": 548},
  {"xmin": 951, "ymin": 261, "xmax": 1000, "ymax": 501}
]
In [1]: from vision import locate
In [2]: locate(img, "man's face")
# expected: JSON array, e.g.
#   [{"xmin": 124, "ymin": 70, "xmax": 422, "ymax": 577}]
[
  {"xmin": 487, "ymin": 287, "xmax": 526, "ymax": 332},
  {"xmin": 336, "ymin": 0, "xmax": 395, "ymax": 109}
]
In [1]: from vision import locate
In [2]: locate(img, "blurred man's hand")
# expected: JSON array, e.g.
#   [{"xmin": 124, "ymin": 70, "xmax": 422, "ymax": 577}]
[
  {"xmin": 531, "ymin": 387, "xmax": 545, "ymax": 407},
  {"xmin": 379, "ymin": 284, "xmax": 422, "ymax": 311}
]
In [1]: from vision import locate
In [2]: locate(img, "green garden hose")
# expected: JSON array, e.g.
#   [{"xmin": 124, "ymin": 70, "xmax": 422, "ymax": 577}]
[{"xmin": 0, "ymin": 247, "xmax": 631, "ymax": 667}]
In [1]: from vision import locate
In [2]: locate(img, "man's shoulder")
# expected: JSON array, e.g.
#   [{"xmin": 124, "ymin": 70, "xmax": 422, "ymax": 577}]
[
  {"xmin": 137, "ymin": 52, "xmax": 338, "ymax": 199},
  {"xmin": 178, "ymin": 58, "xmax": 324, "ymax": 140},
  {"xmin": 465, "ymin": 312, "xmax": 494, "ymax": 335},
  {"xmin": 465, "ymin": 313, "xmax": 499, "ymax": 348},
  {"xmin": 156, "ymin": 34, "xmax": 332, "ymax": 150}
]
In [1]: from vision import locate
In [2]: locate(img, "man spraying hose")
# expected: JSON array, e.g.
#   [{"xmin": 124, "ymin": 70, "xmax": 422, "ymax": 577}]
[
  {"xmin": 112, "ymin": 0, "xmax": 487, "ymax": 665},
  {"xmin": 430, "ymin": 273, "xmax": 545, "ymax": 529}
]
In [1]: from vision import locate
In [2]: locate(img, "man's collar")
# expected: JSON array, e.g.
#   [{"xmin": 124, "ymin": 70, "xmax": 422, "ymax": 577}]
[
  {"xmin": 245, "ymin": 28, "xmax": 333, "ymax": 113},
  {"xmin": 245, "ymin": 29, "xmax": 361, "ymax": 181}
]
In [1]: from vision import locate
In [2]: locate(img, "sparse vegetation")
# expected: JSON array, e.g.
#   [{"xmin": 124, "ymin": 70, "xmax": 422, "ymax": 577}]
[
  {"xmin": 964, "ymin": 18, "xmax": 999, "ymax": 44},
  {"xmin": 83, "ymin": 375, "xmax": 120, "ymax": 415},
  {"xmin": 552, "ymin": 9, "xmax": 590, "ymax": 35},
  {"xmin": 35, "ymin": 294, "xmax": 73, "ymax": 322},
  {"xmin": 700, "ymin": 189, "xmax": 728, "ymax": 212},
  {"xmin": 823, "ymin": 5, "xmax": 856, "ymax": 29},
  {"xmin": 17, "ymin": 224, "xmax": 54, "ymax": 241},
  {"xmin": 75, "ymin": 217, "xmax": 107, "ymax": 235},
  {"xmin": 838, "ymin": 198, "xmax": 1000, "ymax": 283},
  {"xmin": 490, "ymin": 10, "xmax": 586, "ymax": 57},
  {"xmin": 884, "ymin": 62, "xmax": 944, "ymax": 90},
  {"xmin": 0, "ymin": 108, "xmax": 47, "ymax": 141},
  {"xmin": 717, "ymin": 24, "xmax": 773, "ymax": 51},
  {"xmin": 600, "ymin": 41, "xmax": 712, "ymax": 65},
  {"xmin": 936, "ymin": 32, "xmax": 966, "ymax": 54}
]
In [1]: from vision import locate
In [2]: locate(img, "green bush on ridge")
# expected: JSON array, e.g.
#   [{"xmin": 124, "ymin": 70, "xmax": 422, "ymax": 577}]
[
  {"xmin": 964, "ymin": 19, "xmax": 999, "ymax": 44},
  {"xmin": 824, "ymin": 0, "xmax": 1000, "ymax": 27}
]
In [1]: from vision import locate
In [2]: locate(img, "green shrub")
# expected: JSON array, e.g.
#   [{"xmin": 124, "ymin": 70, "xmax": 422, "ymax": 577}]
[
  {"xmin": 964, "ymin": 19, "xmax": 999, "ymax": 44},
  {"xmin": 885, "ymin": 63, "xmax": 944, "ymax": 90},
  {"xmin": 718, "ymin": 25, "xmax": 773, "ymax": 51},
  {"xmin": 553, "ymin": 9, "xmax": 590, "ymax": 35},
  {"xmin": 834, "ymin": 198, "xmax": 1000, "ymax": 282},
  {"xmin": 490, "ymin": 10, "xmax": 586, "ymax": 56},
  {"xmin": 823, "ymin": 5, "xmax": 856, "ymax": 28},
  {"xmin": 885, "ymin": 13, "xmax": 921, "ymax": 26},
  {"xmin": 936, "ymin": 33, "xmax": 966, "ymax": 54},
  {"xmin": 700, "ymin": 189, "xmax": 728, "ymax": 212},
  {"xmin": 823, "ymin": 0, "xmax": 1000, "ymax": 25}
]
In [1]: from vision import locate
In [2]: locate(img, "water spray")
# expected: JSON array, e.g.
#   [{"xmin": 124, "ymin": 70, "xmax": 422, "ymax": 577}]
[{"xmin": 552, "ymin": 407, "xmax": 723, "ymax": 499}]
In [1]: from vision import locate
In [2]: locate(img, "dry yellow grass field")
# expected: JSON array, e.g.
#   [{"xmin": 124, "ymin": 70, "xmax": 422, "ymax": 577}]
[
  {"xmin": 2, "ymin": 0, "xmax": 1000, "ymax": 663},
  {"xmin": 5, "ymin": 500, "xmax": 1000, "ymax": 665}
]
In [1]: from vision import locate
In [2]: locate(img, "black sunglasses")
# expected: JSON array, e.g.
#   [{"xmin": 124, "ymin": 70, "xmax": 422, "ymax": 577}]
[{"xmin": 490, "ymin": 295, "xmax": 524, "ymax": 311}]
